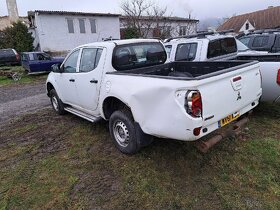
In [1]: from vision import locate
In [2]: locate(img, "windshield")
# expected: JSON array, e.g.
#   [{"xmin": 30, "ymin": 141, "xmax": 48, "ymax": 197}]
[{"xmin": 236, "ymin": 39, "xmax": 250, "ymax": 52}]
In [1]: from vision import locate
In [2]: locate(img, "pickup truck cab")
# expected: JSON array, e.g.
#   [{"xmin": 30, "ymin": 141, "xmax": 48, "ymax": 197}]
[
  {"xmin": 238, "ymin": 30, "xmax": 280, "ymax": 53},
  {"xmin": 21, "ymin": 52, "xmax": 64, "ymax": 74},
  {"xmin": 46, "ymin": 39, "xmax": 262, "ymax": 154},
  {"xmin": 165, "ymin": 34, "xmax": 280, "ymax": 103}
]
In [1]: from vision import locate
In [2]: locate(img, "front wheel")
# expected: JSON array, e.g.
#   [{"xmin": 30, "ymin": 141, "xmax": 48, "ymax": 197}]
[{"xmin": 49, "ymin": 89, "xmax": 65, "ymax": 115}]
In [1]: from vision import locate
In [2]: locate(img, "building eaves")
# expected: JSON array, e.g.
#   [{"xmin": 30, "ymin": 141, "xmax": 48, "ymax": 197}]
[
  {"xmin": 28, "ymin": 10, "xmax": 121, "ymax": 17},
  {"xmin": 120, "ymin": 15, "xmax": 199, "ymax": 22}
]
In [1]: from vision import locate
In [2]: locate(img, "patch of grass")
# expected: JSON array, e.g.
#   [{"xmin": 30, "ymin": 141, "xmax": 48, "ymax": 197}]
[
  {"xmin": 0, "ymin": 103, "xmax": 279, "ymax": 209},
  {"xmin": 0, "ymin": 66, "xmax": 48, "ymax": 86}
]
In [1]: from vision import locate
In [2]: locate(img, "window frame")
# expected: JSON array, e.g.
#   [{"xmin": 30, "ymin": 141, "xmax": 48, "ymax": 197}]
[
  {"xmin": 66, "ymin": 18, "xmax": 75, "ymax": 34},
  {"xmin": 89, "ymin": 19, "xmax": 97, "ymax": 34},
  {"xmin": 79, "ymin": 18, "xmax": 86, "ymax": 34}
]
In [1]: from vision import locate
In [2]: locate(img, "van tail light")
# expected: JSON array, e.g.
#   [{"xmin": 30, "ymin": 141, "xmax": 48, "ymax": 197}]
[
  {"xmin": 277, "ymin": 69, "xmax": 280, "ymax": 85},
  {"xmin": 185, "ymin": 91, "xmax": 202, "ymax": 118}
]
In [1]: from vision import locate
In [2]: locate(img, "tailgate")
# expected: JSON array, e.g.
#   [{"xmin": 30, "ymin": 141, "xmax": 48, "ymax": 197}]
[{"xmin": 198, "ymin": 62, "xmax": 262, "ymax": 127}]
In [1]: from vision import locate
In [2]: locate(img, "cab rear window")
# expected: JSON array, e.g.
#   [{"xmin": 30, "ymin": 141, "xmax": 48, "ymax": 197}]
[
  {"xmin": 207, "ymin": 38, "xmax": 237, "ymax": 59},
  {"xmin": 112, "ymin": 42, "xmax": 167, "ymax": 71}
]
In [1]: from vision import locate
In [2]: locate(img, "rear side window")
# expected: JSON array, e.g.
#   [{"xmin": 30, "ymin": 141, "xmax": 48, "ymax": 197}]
[
  {"xmin": 112, "ymin": 42, "xmax": 167, "ymax": 71},
  {"xmin": 175, "ymin": 43, "xmax": 197, "ymax": 61},
  {"xmin": 0, "ymin": 49, "xmax": 14, "ymax": 56},
  {"xmin": 239, "ymin": 37, "xmax": 251, "ymax": 47},
  {"xmin": 207, "ymin": 38, "xmax": 237, "ymax": 59},
  {"xmin": 252, "ymin": 36, "xmax": 269, "ymax": 48},
  {"xmin": 21, "ymin": 54, "xmax": 28, "ymax": 61},
  {"xmin": 274, "ymin": 36, "xmax": 280, "ymax": 48}
]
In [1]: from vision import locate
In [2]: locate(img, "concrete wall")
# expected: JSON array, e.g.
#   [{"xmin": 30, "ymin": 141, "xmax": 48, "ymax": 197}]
[{"xmin": 34, "ymin": 13, "xmax": 120, "ymax": 53}]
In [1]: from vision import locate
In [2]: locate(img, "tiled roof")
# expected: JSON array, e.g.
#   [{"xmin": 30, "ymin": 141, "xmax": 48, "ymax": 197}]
[
  {"xmin": 28, "ymin": 10, "xmax": 120, "ymax": 17},
  {"xmin": 217, "ymin": 6, "xmax": 280, "ymax": 33}
]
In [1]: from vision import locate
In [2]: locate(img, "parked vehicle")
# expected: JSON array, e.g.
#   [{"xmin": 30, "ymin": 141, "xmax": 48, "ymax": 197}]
[
  {"xmin": 164, "ymin": 34, "xmax": 280, "ymax": 103},
  {"xmin": 0, "ymin": 49, "xmax": 20, "ymax": 66},
  {"xmin": 21, "ymin": 52, "xmax": 64, "ymax": 74},
  {"xmin": 46, "ymin": 39, "xmax": 262, "ymax": 154},
  {"xmin": 238, "ymin": 30, "xmax": 280, "ymax": 53}
]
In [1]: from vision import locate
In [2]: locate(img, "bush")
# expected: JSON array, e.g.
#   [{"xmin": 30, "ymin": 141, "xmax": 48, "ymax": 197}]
[
  {"xmin": 123, "ymin": 27, "xmax": 141, "ymax": 39},
  {"xmin": 0, "ymin": 21, "xmax": 34, "ymax": 52}
]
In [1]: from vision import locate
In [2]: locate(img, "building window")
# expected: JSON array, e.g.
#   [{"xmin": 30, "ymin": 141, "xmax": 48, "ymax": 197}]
[
  {"xmin": 245, "ymin": 23, "xmax": 249, "ymax": 30},
  {"xmin": 179, "ymin": 26, "xmax": 187, "ymax": 36},
  {"xmin": 67, "ymin": 19, "xmax": 74, "ymax": 33},
  {"xmin": 90, "ymin": 19, "xmax": 97, "ymax": 33},
  {"xmin": 79, "ymin": 19, "xmax": 86, "ymax": 33}
]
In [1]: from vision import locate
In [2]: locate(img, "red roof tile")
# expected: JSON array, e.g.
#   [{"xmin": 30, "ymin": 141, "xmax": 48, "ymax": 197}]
[{"xmin": 217, "ymin": 6, "xmax": 280, "ymax": 33}]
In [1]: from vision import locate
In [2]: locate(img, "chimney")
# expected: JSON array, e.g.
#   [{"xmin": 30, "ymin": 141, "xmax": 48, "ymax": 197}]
[{"xmin": 6, "ymin": 0, "xmax": 19, "ymax": 22}]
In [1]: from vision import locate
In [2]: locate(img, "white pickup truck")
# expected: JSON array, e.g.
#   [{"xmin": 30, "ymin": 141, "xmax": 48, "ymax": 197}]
[
  {"xmin": 46, "ymin": 39, "xmax": 262, "ymax": 154},
  {"xmin": 165, "ymin": 34, "xmax": 280, "ymax": 102}
]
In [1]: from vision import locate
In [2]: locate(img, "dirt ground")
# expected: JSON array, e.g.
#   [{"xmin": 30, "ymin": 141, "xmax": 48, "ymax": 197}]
[
  {"xmin": 0, "ymin": 83, "xmax": 279, "ymax": 209},
  {"xmin": 0, "ymin": 81, "xmax": 49, "ymax": 125}
]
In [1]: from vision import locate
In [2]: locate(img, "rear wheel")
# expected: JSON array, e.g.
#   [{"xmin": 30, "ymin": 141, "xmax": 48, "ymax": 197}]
[
  {"xmin": 50, "ymin": 89, "xmax": 65, "ymax": 115},
  {"xmin": 109, "ymin": 109, "xmax": 153, "ymax": 154}
]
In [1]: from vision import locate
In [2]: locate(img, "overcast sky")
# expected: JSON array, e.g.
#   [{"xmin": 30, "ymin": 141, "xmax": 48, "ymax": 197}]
[{"xmin": 0, "ymin": 0, "xmax": 279, "ymax": 19}]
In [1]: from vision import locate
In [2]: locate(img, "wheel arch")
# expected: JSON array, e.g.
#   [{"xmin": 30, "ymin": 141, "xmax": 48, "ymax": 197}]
[
  {"xmin": 47, "ymin": 82, "xmax": 55, "ymax": 97},
  {"xmin": 102, "ymin": 96, "xmax": 133, "ymax": 120}
]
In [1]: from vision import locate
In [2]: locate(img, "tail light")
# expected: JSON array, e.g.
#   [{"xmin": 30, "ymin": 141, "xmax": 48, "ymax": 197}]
[
  {"xmin": 277, "ymin": 69, "xmax": 280, "ymax": 85},
  {"xmin": 16, "ymin": 53, "xmax": 20, "ymax": 61},
  {"xmin": 185, "ymin": 91, "xmax": 202, "ymax": 118}
]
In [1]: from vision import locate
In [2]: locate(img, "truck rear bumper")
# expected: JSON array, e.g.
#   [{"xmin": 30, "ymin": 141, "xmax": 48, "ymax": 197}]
[{"xmin": 195, "ymin": 114, "xmax": 250, "ymax": 153}]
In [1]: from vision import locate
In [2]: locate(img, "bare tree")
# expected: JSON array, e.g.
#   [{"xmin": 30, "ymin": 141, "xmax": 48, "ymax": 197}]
[{"xmin": 120, "ymin": 0, "xmax": 174, "ymax": 39}]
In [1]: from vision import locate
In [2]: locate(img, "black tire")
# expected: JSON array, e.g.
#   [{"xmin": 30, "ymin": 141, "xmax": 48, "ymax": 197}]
[
  {"xmin": 49, "ymin": 89, "xmax": 65, "ymax": 115},
  {"xmin": 109, "ymin": 109, "xmax": 152, "ymax": 154}
]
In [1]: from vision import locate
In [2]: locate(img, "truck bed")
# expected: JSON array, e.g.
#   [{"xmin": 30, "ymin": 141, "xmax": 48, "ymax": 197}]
[{"xmin": 108, "ymin": 61, "xmax": 258, "ymax": 80}]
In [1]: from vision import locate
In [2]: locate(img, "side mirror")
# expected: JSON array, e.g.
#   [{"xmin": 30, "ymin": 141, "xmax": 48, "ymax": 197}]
[{"xmin": 52, "ymin": 63, "xmax": 63, "ymax": 73}]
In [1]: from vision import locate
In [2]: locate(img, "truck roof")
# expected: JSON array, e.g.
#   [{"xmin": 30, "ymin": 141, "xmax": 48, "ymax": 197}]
[
  {"xmin": 165, "ymin": 34, "xmax": 234, "ymax": 44},
  {"xmin": 78, "ymin": 39, "xmax": 161, "ymax": 49}
]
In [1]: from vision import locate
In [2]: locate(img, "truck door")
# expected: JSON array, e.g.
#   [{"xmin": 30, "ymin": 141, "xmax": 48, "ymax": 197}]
[
  {"xmin": 75, "ymin": 47, "xmax": 105, "ymax": 111},
  {"xmin": 55, "ymin": 49, "xmax": 80, "ymax": 105}
]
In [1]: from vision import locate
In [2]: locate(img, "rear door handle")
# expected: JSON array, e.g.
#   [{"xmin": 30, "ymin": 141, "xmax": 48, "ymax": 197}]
[
  {"xmin": 90, "ymin": 79, "xmax": 98, "ymax": 84},
  {"xmin": 69, "ymin": 79, "xmax": 75, "ymax": 82}
]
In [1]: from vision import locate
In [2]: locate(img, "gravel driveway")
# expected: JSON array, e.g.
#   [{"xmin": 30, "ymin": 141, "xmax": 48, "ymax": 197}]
[{"xmin": 0, "ymin": 82, "xmax": 50, "ymax": 125}]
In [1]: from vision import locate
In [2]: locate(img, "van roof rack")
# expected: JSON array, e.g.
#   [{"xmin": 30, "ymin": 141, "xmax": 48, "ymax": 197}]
[
  {"xmin": 249, "ymin": 29, "xmax": 280, "ymax": 35},
  {"xmin": 164, "ymin": 29, "xmax": 234, "ymax": 42}
]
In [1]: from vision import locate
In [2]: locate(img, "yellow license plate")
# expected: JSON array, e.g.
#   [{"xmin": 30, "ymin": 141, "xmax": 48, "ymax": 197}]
[{"xmin": 219, "ymin": 112, "xmax": 240, "ymax": 128}]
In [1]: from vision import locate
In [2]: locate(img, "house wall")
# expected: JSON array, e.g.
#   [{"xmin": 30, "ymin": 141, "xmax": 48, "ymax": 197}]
[{"xmin": 34, "ymin": 13, "xmax": 120, "ymax": 53}]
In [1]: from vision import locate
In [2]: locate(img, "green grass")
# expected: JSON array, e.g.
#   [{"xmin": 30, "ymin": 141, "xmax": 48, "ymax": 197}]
[
  {"xmin": 0, "ymin": 103, "xmax": 279, "ymax": 209},
  {"xmin": 0, "ymin": 66, "xmax": 47, "ymax": 86}
]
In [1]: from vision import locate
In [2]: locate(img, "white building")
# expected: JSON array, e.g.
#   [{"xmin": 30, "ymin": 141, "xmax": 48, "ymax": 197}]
[
  {"xmin": 28, "ymin": 10, "xmax": 121, "ymax": 54},
  {"xmin": 120, "ymin": 16, "xmax": 199, "ymax": 39}
]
